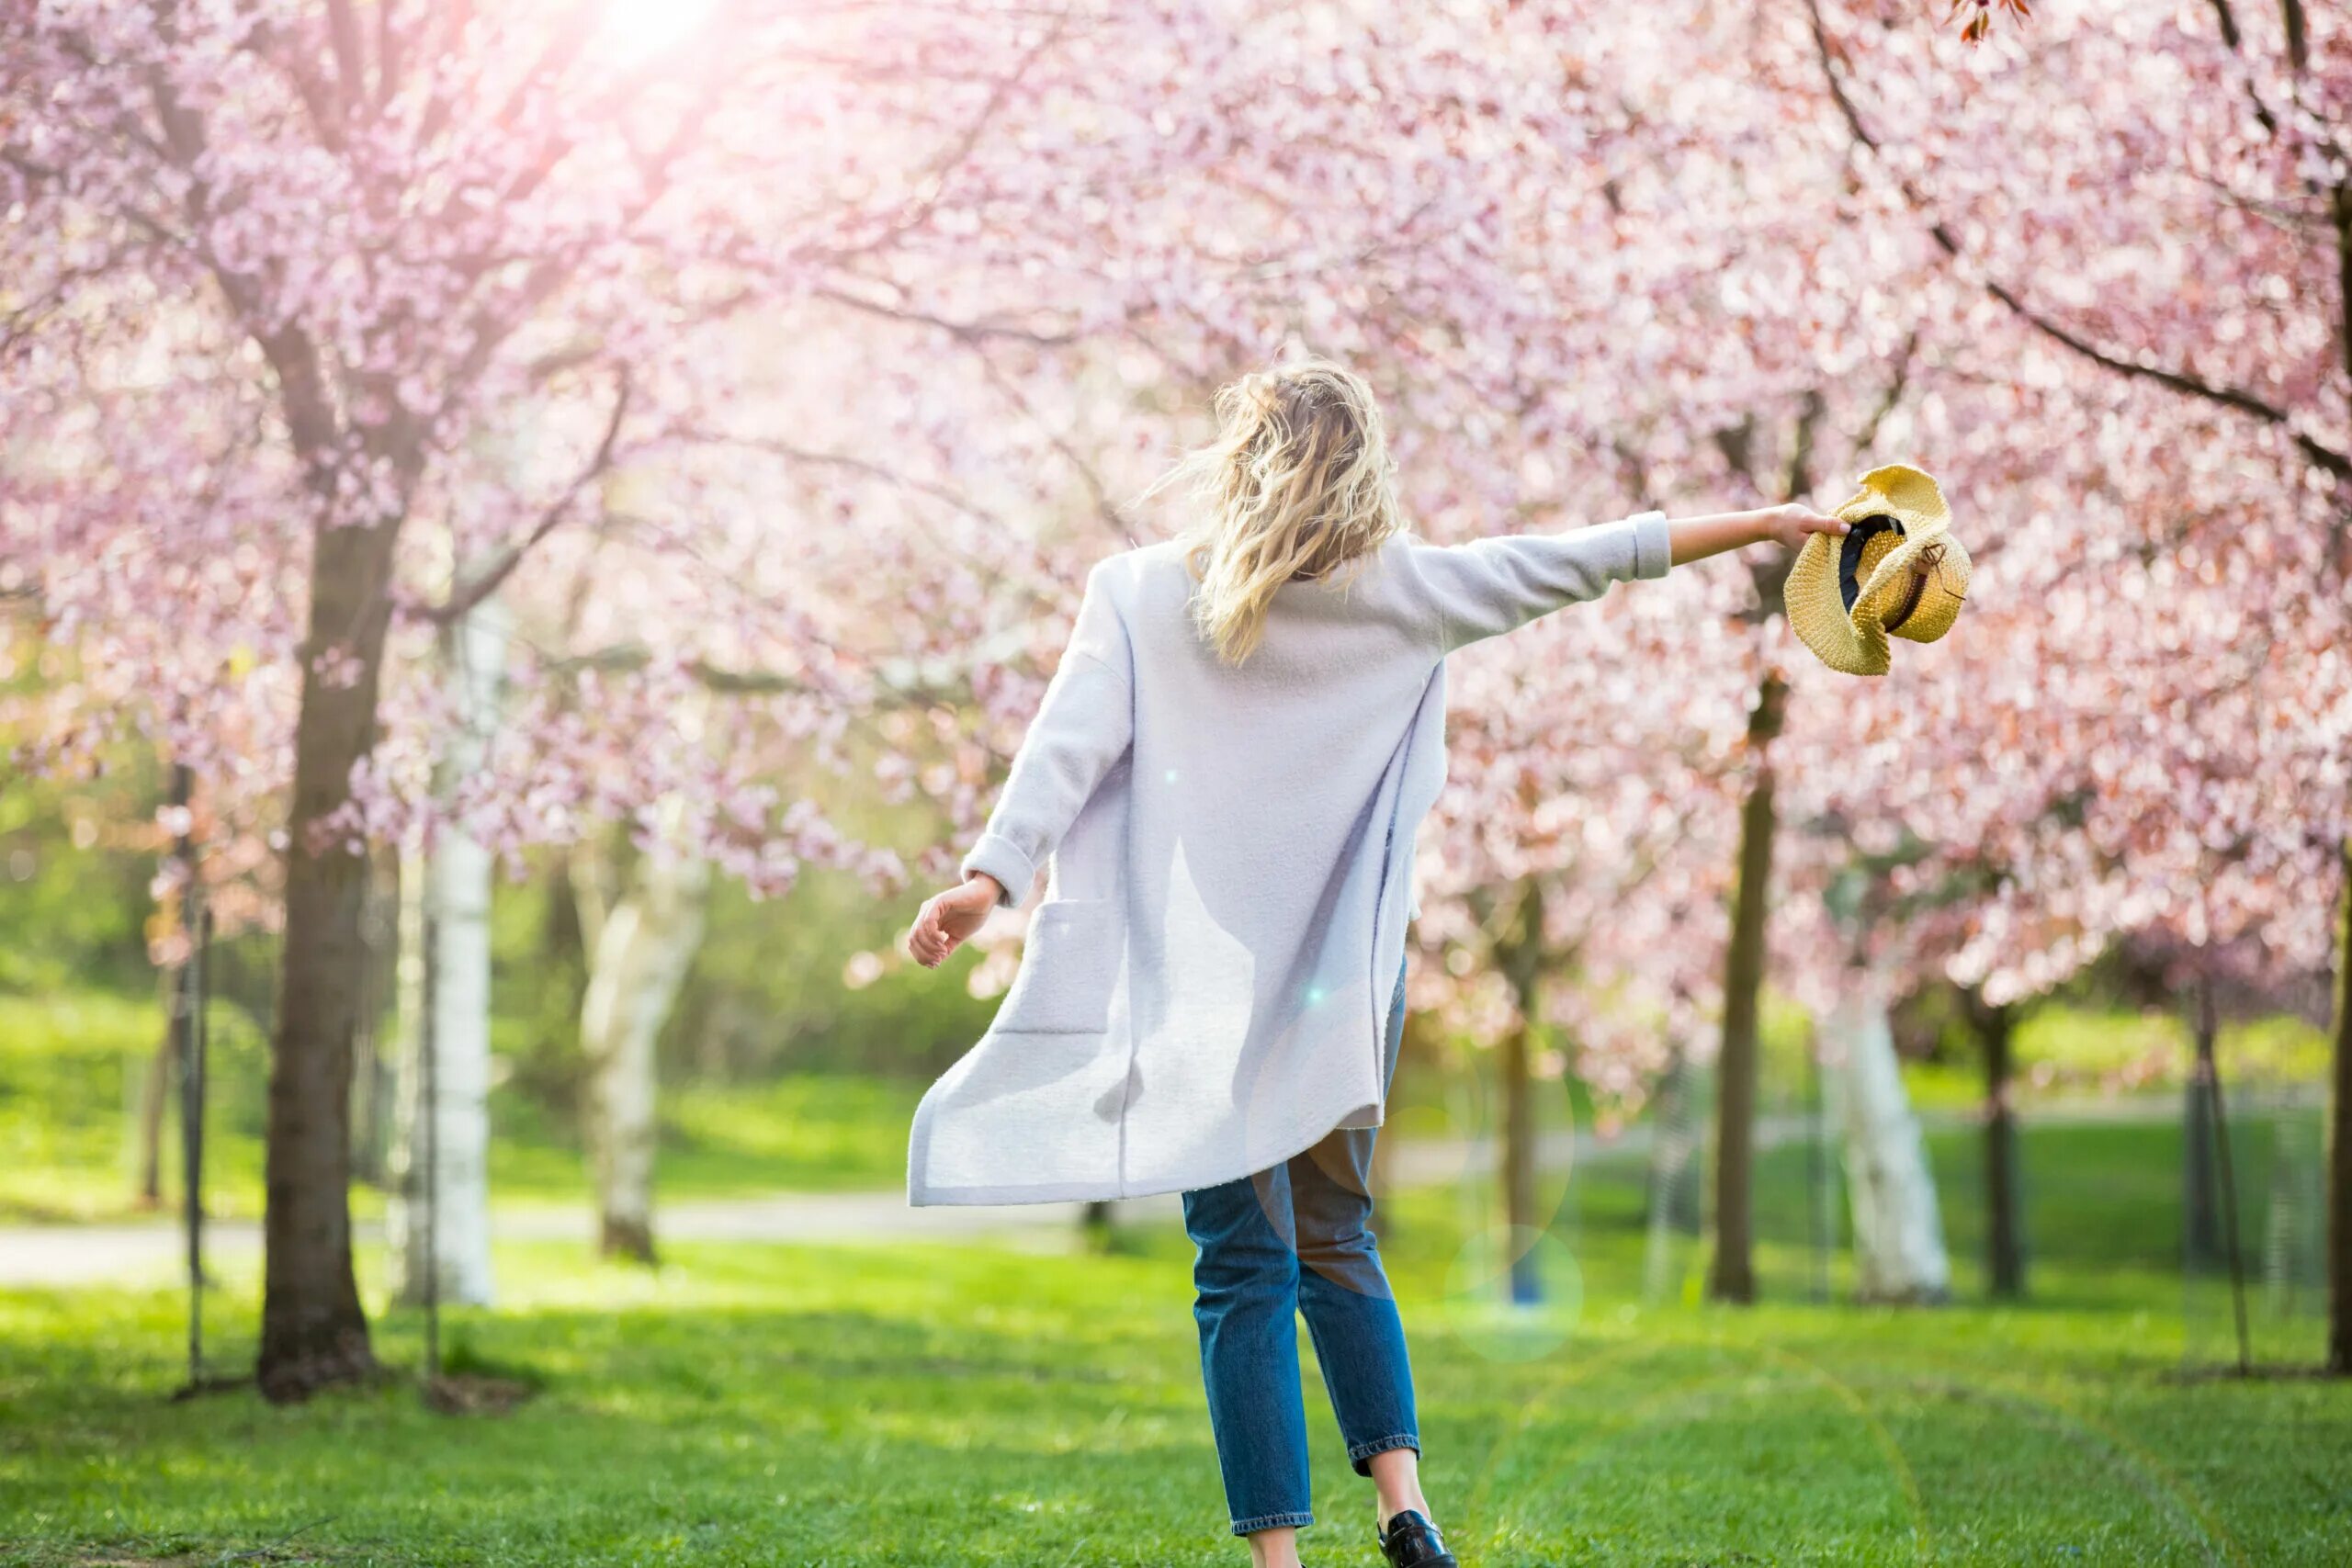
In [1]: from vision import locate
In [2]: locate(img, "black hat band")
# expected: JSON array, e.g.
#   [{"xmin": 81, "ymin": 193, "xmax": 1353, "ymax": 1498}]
[{"xmin": 1838, "ymin": 514, "xmax": 1905, "ymax": 615}]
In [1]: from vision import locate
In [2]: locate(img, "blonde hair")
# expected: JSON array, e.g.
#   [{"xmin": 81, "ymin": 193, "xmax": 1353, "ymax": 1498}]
[{"xmin": 1158, "ymin": 357, "xmax": 1402, "ymax": 665}]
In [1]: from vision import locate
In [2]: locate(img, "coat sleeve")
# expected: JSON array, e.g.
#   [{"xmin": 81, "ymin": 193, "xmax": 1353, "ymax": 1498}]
[
  {"xmin": 958, "ymin": 564, "xmax": 1136, "ymax": 909},
  {"xmin": 1399, "ymin": 511, "xmax": 1672, "ymax": 653}
]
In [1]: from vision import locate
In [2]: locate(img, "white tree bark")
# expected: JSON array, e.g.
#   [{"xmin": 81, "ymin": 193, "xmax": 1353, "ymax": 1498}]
[
  {"xmin": 577, "ymin": 803, "xmax": 710, "ymax": 1262},
  {"xmin": 385, "ymin": 597, "xmax": 507, "ymax": 1307},
  {"xmin": 1822, "ymin": 973, "xmax": 1951, "ymax": 1304}
]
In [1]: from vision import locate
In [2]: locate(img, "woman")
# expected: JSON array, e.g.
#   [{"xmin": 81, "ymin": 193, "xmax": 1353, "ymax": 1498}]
[{"xmin": 908, "ymin": 358, "xmax": 1847, "ymax": 1568}]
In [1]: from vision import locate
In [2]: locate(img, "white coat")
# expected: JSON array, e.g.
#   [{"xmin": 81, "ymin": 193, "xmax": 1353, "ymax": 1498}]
[{"xmin": 907, "ymin": 511, "xmax": 1673, "ymax": 1204}]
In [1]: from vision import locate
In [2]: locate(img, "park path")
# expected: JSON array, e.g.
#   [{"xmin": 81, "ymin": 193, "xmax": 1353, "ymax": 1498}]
[{"xmin": 0, "ymin": 1097, "xmax": 2196, "ymax": 1288}]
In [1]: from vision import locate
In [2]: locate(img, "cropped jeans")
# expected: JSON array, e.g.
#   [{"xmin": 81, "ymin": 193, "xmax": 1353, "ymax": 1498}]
[{"xmin": 1180, "ymin": 957, "xmax": 1419, "ymax": 1536}]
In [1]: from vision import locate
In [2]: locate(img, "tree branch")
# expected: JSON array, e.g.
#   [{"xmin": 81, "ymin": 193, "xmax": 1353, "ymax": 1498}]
[
  {"xmin": 426, "ymin": 368, "xmax": 633, "ymax": 625},
  {"xmin": 375, "ymin": 0, "xmax": 401, "ymax": 109},
  {"xmin": 689, "ymin": 431, "xmax": 1008, "ymax": 530},
  {"xmin": 974, "ymin": 350, "xmax": 1141, "ymax": 548},
  {"xmin": 809, "ymin": 284, "xmax": 1083, "ymax": 349},
  {"xmin": 326, "ymin": 0, "xmax": 368, "ymax": 118},
  {"xmin": 1854, "ymin": 331, "xmax": 1917, "ymax": 454},
  {"xmin": 1808, "ymin": 0, "xmax": 2349, "ymax": 483},
  {"xmin": 552, "ymin": 642, "xmax": 962, "ymax": 708},
  {"xmin": 820, "ymin": 6, "xmax": 1076, "ymax": 265},
  {"xmin": 2205, "ymin": 0, "xmax": 2282, "ymax": 139}
]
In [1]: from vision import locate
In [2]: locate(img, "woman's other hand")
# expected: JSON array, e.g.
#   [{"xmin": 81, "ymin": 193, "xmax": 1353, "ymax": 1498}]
[
  {"xmin": 910, "ymin": 874, "xmax": 1005, "ymax": 968},
  {"xmin": 1761, "ymin": 503, "xmax": 1849, "ymax": 551}
]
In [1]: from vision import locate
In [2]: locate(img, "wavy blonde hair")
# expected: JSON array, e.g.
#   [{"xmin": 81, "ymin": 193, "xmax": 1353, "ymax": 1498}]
[{"xmin": 1158, "ymin": 358, "xmax": 1402, "ymax": 665}]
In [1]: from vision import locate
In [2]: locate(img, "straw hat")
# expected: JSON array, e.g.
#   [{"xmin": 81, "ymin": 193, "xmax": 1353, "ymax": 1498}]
[{"xmin": 1784, "ymin": 464, "xmax": 1970, "ymax": 676}]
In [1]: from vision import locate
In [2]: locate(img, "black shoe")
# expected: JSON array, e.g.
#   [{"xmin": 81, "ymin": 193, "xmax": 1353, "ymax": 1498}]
[{"xmin": 1377, "ymin": 1507, "xmax": 1459, "ymax": 1567}]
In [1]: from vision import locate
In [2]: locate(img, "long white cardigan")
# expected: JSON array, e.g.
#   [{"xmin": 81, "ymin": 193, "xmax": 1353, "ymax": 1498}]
[{"xmin": 907, "ymin": 511, "xmax": 1672, "ymax": 1204}]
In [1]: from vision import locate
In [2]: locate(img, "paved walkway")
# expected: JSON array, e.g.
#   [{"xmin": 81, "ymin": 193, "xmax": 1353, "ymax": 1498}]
[
  {"xmin": 0, "ymin": 1119, "xmax": 1698, "ymax": 1288},
  {"xmin": 0, "ymin": 1095, "xmax": 2237, "ymax": 1288}
]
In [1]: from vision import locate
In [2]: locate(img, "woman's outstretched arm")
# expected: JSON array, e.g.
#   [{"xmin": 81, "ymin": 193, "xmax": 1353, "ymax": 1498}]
[
  {"xmin": 1668, "ymin": 503, "xmax": 1849, "ymax": 565},
  {"xmin": 1402, "ymin": 502, "xmax": 1850, "ymax": 651}
]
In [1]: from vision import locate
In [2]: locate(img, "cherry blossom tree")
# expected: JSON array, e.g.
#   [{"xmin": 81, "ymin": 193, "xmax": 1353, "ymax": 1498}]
[
  {"xmin": 1801, "ymin": 0, "xmax": 2351, "ymax": 1363},
  {"xmin": 11, "ymin": 0, "xmax": 2347, "ymax": 1395},
  {"xmin": 0, "ymin": 0, "xmax": 1115, "ymax": 1398},
  {"xmin": 874, "ymin": 0, "xmax": 2337, "ymax": 1322}
]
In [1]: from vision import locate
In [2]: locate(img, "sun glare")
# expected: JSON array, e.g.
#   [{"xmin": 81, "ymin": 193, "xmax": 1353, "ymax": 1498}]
[{"xmin": 600, "ymin": 0, "xmax": 718, "ymax": 57}]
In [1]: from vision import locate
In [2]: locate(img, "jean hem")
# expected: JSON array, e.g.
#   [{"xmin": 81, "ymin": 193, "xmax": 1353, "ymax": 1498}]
[
  {"xmin": 1347, "ymin": 1432, "xmax": 1421, "ymax": 1475},
  {"xmin": 1229, "ymin": 1510, "xmax": 1316, "ymax": 1537}
]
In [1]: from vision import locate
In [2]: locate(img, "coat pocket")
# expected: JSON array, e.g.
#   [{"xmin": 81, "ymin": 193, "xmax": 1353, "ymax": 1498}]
[{"xmin": 992, "ymin": 898, "xmax": 1121, "ymax": 1034}]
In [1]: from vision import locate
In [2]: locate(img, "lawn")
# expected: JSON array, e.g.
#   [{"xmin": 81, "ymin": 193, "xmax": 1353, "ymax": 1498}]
[
  {"xmin": 3, "ymin": 1122, "xmax": 2347, "ymax": 1565},
  {"xmin": 5, "ymin": 980, "xmax": 2327, "ymax": 1230},
  {"xmin": 0, "ymin": 992, "xmax": 926, "ymax": 1224}
]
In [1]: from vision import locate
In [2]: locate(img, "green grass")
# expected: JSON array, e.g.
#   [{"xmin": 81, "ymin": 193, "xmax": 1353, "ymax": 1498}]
[
  {"xmin": 1787, "ymin": 1002, "xmax": 2329, "ymax": 1117},
  {"xmin": 6, "ymin": 976, "xmax": 2327, "ymax": 1227},
  {"xmin": 479, "ymin": 1075, "xmax": 925, "ymax": 1210},
  {"xmin": 4, "ymin": 1121, "xmax": 2348, "ymax": 1565},
  {"xmin": 0, "ymin": 992, "xmax": 923, "ymax": 1224}
]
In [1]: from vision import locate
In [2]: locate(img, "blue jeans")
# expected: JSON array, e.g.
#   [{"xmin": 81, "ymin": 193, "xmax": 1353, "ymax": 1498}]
[{"xmin": 1181, "ymin": 957, "xmax": 1419, "ymax": 1536}]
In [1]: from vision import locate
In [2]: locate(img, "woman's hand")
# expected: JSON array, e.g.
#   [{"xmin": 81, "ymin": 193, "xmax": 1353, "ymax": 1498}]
[
  {"xmin": 1759, "ymin": 503, "xmax": 1850, "ymax": 551},
  {"xmin": 910, "ymin": 873, "xmax": 1005, "ymax": 968}
]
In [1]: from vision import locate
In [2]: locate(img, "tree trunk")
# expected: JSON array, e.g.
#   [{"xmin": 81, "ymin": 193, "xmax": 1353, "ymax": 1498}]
[
  {"xmin": 577, "ymin": 820, "xmax": 710, "ymax": 1264},
  {"xmin": 1497, "ymin": 878, "xmax": 1544, "ymax": 1304},
  {"xmin": 139, "ymin": 792, "xmax": 205, "ymax": 1206},
  {"xmin": 1823, "ymin": 974, "xmax": 1950, "ymax": 1303},
  {"xmin": 2197, "ymin": 976, "xmax": 2255, "ymax": 1372},
  {"xmin": 259, "ymin": 518, "xmax": 398, "ymax": 1402},
  {"xmin": 383, "ymin": 840, "xmax": 497, "ymax": 1303},
  {"xmin": 1974, "ymin": 991, "xmax": 2025, "ymax": 1300},
  {"xmin": 2327, "ymin": 836, "xmax": 2351, "ymax": 1373},
  {"xmin": 134, "ymin": 989, "xmax": 172, "ymax": 1210},
  {"xmin": 348, "ymin": 856, "xmax": 401, "ymax": 1187},
  {"xmin": 2185, "ymin": 992, "xmax": 2223, "ymax": 1274},
  {"xmin": 1642, "ymin": 1049, "xmax": 1709, "ymax": 1302},
  {"xmin": 1499, "ymin": 1012, "xmax": 1538, "ymax": 1303},
  {"xmin": 1710, "ymin": 669, "xmax": 1786, "ymax": 1305},
  {"xmin": 385, "ymin": 602, "xmax": 506, "ymax": 1306},
  {"xmin": 1660, "ymin": 1053, "xmax": 1708, "ymax": 1235},
  {"xmin": 1804, "ymin": 1026, "xmax": 1834, "ymax": 1303}
]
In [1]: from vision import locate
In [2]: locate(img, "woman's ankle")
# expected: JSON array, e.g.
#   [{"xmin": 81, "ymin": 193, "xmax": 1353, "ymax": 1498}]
[
  {"xmin": 1366, "ymin": 1451, "xmax": 1430, "ymax": 1528},
  {"xmin": 1246, "ymin": 1524, "xmax": 1301, "ymax": 1568}
]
